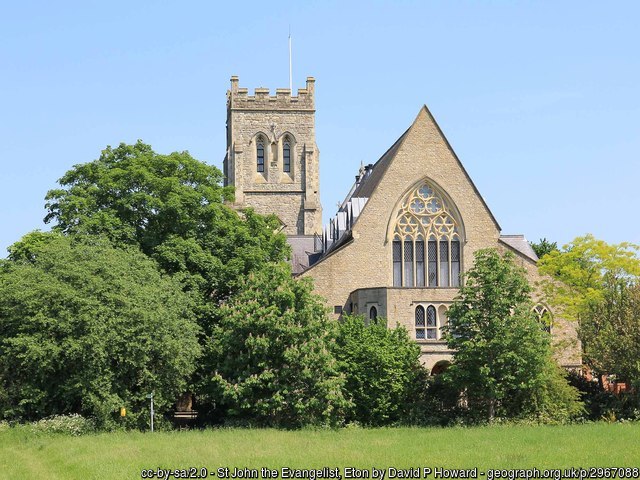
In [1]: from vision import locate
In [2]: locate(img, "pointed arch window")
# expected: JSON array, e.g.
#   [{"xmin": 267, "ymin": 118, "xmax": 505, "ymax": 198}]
[
  {"xmin": 391, "ymin": 181, "xmax": 463, "ymax": 288},
  {"xmin": 256, "ymin": 135, "xmax": 265, "ymax": 173},
  {"xmin": 369, "ymin": 306, "xmax": 378, "ymax": 321},
  {"xmin": 415, "ymin": 305, "xmax": 426, "ymax": 339},
  {"xmin": 426, "ymin": 305, "xmax": 437, "ymax": 339},
  {"xmin": 416, "ymin": 304, "xmax": 440, "ymax": 340},
  {"xmin": 534, "ymin": 305, "xmax": 552, "ymax": 333},
  {"xmin": 283, "ymin": 136, "xmax": 291, "ymax": 173}
]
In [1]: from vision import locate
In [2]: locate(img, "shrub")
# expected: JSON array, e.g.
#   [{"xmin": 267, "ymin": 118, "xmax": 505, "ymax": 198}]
[{"xmin": 29, "ymin": 414, "xmax": 96, "ymax": 436}]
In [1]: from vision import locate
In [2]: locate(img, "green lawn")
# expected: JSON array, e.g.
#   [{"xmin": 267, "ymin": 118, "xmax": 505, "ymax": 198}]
[{"xmin": 0, "ymin": 423, "xmax": 638, "ymax": 480}]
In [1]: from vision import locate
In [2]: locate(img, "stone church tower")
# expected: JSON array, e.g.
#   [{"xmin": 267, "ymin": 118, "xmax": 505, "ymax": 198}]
[{"xmin": 224, "ymin": 76, "xmax": 322, "ymax": 238}]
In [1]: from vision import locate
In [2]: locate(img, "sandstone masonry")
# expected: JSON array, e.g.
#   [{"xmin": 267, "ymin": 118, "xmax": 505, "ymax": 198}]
[
  {"xmin": 224, "ymin": 76, "xmax": 322, "ymax": 236},
  {"xmin": 222, "ymin": 76, "xmax": 581, "ymax": 372}
]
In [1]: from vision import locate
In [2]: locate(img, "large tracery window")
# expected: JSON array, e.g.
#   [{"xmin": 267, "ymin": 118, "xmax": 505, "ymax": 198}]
[{"xmin": 392, "ymin": 181, "xmax": 463, "ymax": 287}]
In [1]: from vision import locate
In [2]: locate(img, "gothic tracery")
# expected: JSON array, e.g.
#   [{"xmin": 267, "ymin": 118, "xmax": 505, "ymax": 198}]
[{"xmin": 392, "ymin": 180, "xmax": 462, "ymax": 287}]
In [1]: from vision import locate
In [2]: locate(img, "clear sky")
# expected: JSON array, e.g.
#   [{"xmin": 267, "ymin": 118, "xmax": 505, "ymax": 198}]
[{"xmin": 1, "ymin": 1, "xmax": 639, "ymax": 256}]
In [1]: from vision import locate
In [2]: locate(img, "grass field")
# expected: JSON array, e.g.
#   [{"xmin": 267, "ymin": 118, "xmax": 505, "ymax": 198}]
[{"xmin": 0, "ymin": 423, "xmax": 638, "ymax": 480}]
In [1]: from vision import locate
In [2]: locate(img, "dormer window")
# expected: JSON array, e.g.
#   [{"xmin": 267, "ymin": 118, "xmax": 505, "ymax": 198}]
[
  {"xmin": 283, "ymin": 136, "xmax": 291, "ymax": 173},
  {"xmin": 256, "ymin": 135, "xmax": 265, "ymax": 173}
]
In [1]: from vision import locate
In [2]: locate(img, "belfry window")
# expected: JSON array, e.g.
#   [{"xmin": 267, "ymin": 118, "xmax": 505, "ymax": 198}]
[
  {"xmin": 283, "ymin": 137, "xmax": 291, "ymax": 173},
  {"xmin": 256, "ymin": 135, "xmax": 265, "ymax": 173},
  {"xmin": 391, "ymin": 181, "xmax": 463, "ymax": 288}
]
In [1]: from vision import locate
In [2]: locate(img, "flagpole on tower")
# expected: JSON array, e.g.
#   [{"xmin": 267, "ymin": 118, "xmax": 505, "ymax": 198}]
[{"xmin": 289, "ymin": 27, "xmax": 292, "ymax": 91}]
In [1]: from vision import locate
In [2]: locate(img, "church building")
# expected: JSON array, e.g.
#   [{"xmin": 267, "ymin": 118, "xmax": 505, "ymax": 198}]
[{"xmin": 224, "ymin": 76, "xmax": 581, "ymax": 373}]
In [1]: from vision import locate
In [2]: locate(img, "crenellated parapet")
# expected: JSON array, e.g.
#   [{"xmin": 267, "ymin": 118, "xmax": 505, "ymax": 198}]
[
  {"xmin": 228, "ymin": 76, "xmax": 315, "ymax": 111},
  {"xmin": 224, "ymin": 75, "xmax": 322, "ymax": 238}
]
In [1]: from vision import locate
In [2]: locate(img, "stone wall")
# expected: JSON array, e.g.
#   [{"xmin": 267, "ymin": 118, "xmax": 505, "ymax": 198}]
[
  {"xmin": 224, "ymin": 76, "xmax": 322, "ymax": 236},
  {"xmin": 302, "ymin": 106, "xmax": 581, "ymax": 369}
]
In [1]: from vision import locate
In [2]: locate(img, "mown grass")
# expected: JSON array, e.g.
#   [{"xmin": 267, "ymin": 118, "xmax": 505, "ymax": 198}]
[{"xmin": 0, "ymin": 423, "xmax": 638, "ymax": 480}]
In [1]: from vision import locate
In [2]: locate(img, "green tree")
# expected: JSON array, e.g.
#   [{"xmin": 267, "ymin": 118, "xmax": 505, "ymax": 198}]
[
  {"xmin": 538, "ymin": 235, "xmax": 640, "ymax": 385},
  {"xmin": 581, "ymin": 276, "xmax": 640, "ymax": 386},
  {"xmin": 538, "ymin": 235, "xmax": 640, "ymax": 322},
  {"xmin": 42, "ymin": 142, "xmax": 291, "ymax": 417},
  {"xmin": 444, "ymin": 249, "xmax": 582, "ymax": 422},
  {"xmin": 530, "ymin": 237, "xmax": 558, "ymax": 259},
  {"xmin": 0, "ymin": 233, "xmax": 201, "ymax": 429},
  {"xmin": 44, "ymin": 141, "xmax": 289, "ymax": 307},
  {"xmin": 201, "ymin": 263, "xmax": 348, "ymax": 427},
  {"xmin": 333, "ymin": 315, "xmax": 428, "ymax": 426}
]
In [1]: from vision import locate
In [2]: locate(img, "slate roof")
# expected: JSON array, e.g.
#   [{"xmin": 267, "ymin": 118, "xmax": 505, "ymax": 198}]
[
  {"xmin": 499, "ymin": 235, "xmax": 539, "ymax": 262},
  {"xmin": 287, "ymin": 235, "xmax": 316, "ymax": 274},
  {"xmin": 350, "ymin": 128, "xmax": 410, "ymax": 199}
]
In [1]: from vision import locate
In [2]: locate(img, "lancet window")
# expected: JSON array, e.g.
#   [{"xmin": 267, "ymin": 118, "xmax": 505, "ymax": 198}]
[
  {"xmin": 415, "ymin": 304, "xmax": 445, "ymax": 340},
  {"xmin": 392, "ymin": 181, "xmax": 463, "ymax": 287},
  {"xmin": 256, "ymin": 135, "xmax": 265, "ymax": 173},
  {"xmin": 283, "ymin": 136, "xmax": 291, "ymax": 173}
]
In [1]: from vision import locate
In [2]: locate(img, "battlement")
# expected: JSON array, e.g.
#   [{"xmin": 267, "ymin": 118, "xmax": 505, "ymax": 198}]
[{"xmin": 227, "ymin": 76, "xmax": 315, "ymax": 110}]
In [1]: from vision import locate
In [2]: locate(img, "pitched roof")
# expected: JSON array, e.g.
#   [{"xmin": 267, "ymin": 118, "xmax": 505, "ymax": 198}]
[
  {"xmin": 349, "ymin": 105, "xmax": 501, "ymax": 232},
  {"xmin": 418, "ymin": 105, "xmax": 502, "ymax": 232},
  {"xmin": 350, "ymin": 127, "xmax": 410, "ymax": 199},
  {"xmin": 499, "ymin": 235, "xmax": 539, "ymax": 262}
]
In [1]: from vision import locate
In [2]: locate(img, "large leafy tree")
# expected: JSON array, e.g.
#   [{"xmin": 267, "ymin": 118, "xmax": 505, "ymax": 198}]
[
  {"xmin": 539, "ymin": 235, "xmax": 640, "ymax": 382},
  {"xmin": 333, "ymin": 315, "xmax": 428, "ymax": 426},
  {"xmin": 0, "ymin": 232, "xmax": 201, "ymax": 429},
  {"xmin": 538, "ymin": 235, "xmax": 640, "ymax": 384},
  {"xmin": 201, "ymin": 263, "xmax": 348, "ymax": 427},
  {"xmin": 538, "ymin": 235, "xmax": 640, "ymax": 322},
  {"xmin": 44, "ymin": 141, "xmax": 289, "ymax": 309},
  {"xmin": 582, "ymin": 277, "xmax": 640, "ymax": 386},
  {"xmin": 444, "ymin": 249, "xmax": 582, "ymax": 422}
]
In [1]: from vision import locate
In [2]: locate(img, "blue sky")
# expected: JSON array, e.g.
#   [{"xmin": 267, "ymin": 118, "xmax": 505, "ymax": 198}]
[{"xmin": 1, "ymin": 1, "xmax": 639, "ymax": 256}]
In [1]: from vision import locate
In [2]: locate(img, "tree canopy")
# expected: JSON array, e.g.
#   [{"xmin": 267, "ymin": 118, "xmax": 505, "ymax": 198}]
[
  {"xmin": 333, "ymin": 315, "xmax": 428, "ymax": 426},
  {"xmin": 44, "ymin": 141, "xmax": 289, "ymax": 305},
  {"xmin": 200, "ymin": 262, "xmax": 348, "ymax": 428},
  {"xmin": 444, "ymin": 248, "xmax": 582, "ymax": 422},
  {"xmin": 538, "ymin": 234, "xmax": 640, "ymax": 322},
  {"xmin": 0, "ymin": 233, "xmax": 201, "ymax": 428},
  {"xmin": 539, "ymin": 235, "xmax": 640, "ymax": 385},
  {"xmin": 530, "ymin": 238, "xmax": 558, "ymax": 259}
]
